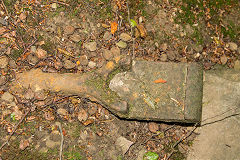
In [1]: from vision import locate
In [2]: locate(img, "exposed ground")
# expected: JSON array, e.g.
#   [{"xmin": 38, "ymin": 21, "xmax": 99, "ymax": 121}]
[{"xmin": 0, "ymin": 0, "xmax": 239, "ymax": 160}]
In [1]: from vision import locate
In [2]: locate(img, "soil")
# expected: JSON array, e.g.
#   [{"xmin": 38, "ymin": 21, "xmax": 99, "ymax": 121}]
[{"xmin": 0, "ymin": 0, "xmax": 239, "ymax": 160}]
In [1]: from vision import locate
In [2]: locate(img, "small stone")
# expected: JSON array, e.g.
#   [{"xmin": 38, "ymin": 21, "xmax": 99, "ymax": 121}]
[
  {"xmin": 167, "ymin": 50, "xmax": 177, "ymax": 61},
  {"xmin": 51, "ymin": 3, "xmax": 57, "ymax": 9},
  {"xmin": 9, "ymin": 59, "xmax": 17, "ymax": 68},
  {"xmin": 84, "ymin": 41, "xmax": 97, "ymax": 51},
  {"xmin": 220, "ymin": 55, "xmax": 228, "ymax": 65},
  {"xmin": 28, "ymin": 54, "xmax": 39, "ymax": 65},
  {"xmin": 115, "ymin": 136, "xmax": 134, "ymax": 155},
  {"xmin": 234, "ymin": 60, "xmax": 240, "ymax": 70},
  {"xmin": 116, "ymin": 41, "xmax": 127, "ymax": 48},
  {"xmin": 148, "ymin": 122, "xmax": 159, "ymax": 133},
  {"xmin": 160, "ymin": 43, "xmax": 168, "ymax": 51},
  {"xmin": 1, "ymin": 92, "xmax": 14, "ymax": 102},
  {"xmin": 0, "ymin": 76, "xmax": 6, "ymax": 85},
  {"xmin": 111, "ymin": 46, "xmax": 121, "ymax": 57},
  {"xmin": 102, "ymin": 49, "xmax": 113, "ymax": 60},
  {"xmin": 64, "ymin": 25, "xmax": 75, "ymax": 35},
  {"xmin": 79, "ymin": 55, "xmax": 89, "ymax": 66},
  {"xmin": 35, "ymin": 48, "xmax": 47, "ymax": 59},
  {"xmin": 63, "ymin": 59, "xmax": 76, "ymax": 69},
  {"xmin": 227, "ymin": 42, "xmax": 238, "ymax": 51},
  {"xmin": 88, "ymin": 61, "xmax": 96, "ymax": 68},
  {"xmin": 103, "ymin": 31, "xmax": 112, "ymax": 41},
  {"xmin": 78, "ymin": 108, "xmax": 88, "ymax": 122},
  {"xmin": 69, "ymin": 34, "xmax": 81, "ymax": 42},
  {"xmin": 0, "ymin": 56, "xmax": 9, "ymax": 68},
  {"xmin": 57, "ymin": 108, "xmax": 68, "ymax": 116},
  {"xmin": 160, "ymin": 54, "xmax": 168, "ymax": 62},
  {"xmin": 120, "ymin": 33, "xmax": 132, "ymax": 42},
  {"xmin": 30, "ymin": 46, "xmax": 36, "ymax": 53}
]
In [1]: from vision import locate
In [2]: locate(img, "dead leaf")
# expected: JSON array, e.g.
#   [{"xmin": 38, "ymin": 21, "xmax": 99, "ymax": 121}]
[
  {"xmin": 19, "ymin": 139, "xmax": 30, "ymax": 150},
  {"xmin": 44, "ymin": 111, "xmax": 55, "ymax": 121},
  {"xmin": 0, "ymin": 27, "xmax": 7, "ymax": 35},
  {"xmin": 111, "ymin": 21, "xmax": 118, "ymax": 34},
  {"xmin": 82, "ymin": 119, "xmax": 94, "ymax": 126},
  {"xmin": 57, "ymin": 48, "xmax": 74, "ymax": 57},
  {"xmin": 136, "ymin": 24, "xmax": 147, "ymax": 38},
  {"xmin": 19, "ymin": 12, "xmax": 27, "ymax": 21},
  {"xmin": 154, "ymin": 78, "xmax": 167, "ymax": 83},
  {"xmin": 78, "ymin": 108, "xmax": 88, "ymax": 122}
]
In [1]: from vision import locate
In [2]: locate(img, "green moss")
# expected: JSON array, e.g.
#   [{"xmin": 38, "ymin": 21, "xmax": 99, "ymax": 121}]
[{"xmin": 10, "ymin": 48, "xmax": 24, "ymax": 60}]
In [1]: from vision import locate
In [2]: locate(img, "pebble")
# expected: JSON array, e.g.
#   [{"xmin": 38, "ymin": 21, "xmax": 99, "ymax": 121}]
[
  {"xmin": 69, "ymin": 33, "xmax": 81, "ymax": 42},
  {"xmin": 35, "ymin": 48, "xmax": 47, "ymax": 59},
  {"xmin": 227, "ymin": 42, "xmax": 238, "ymax": 51},
  {"xmin": 103, "ymin": 31, "xmax": 112, "ymax": 41},
  {"xmin": 57, "ymin": 108, "xmax": 68, "ymax": 116},
  {"xmin": 0, "ymin": 76, "xmax": 6, "ymax": 85},
  {"xmin": 160, "ymin": 54, "xmax": 168, "ymax": 62},
  {"xmin": 63, "ymin": 59, "xmax": 76, "ymax": 69},
  {"xmin": 102, "ymin": 49, "xmax": 113, "ymax": 60},
  {"xmin": 79, "ymin": 55, "xmax": 89, "ymax": 66},
  {"xmin": 0, "ymin": 56, "xmax": 9, "ymax": 68},
  {"xmin": 28, "ymin": 54, "xmax": 39, "ymax": 65},
  {"xmin": 148, "ymin": 122, "xmax": 159, "ymax": 133},
  {"xmin": 84, "ymin": 41, "xmax": 97, "ymax": 51},
  {"xmin": 9, "ymin": 59, "xmax": 17, "ymax": 68},
  {"xmin": 116, "ymin": 41, "xmax": 127, "ymax": 49},
  {"xmin": 167, "ymin": 50, "xmax": 177, "ymax": 61},
  {"xmin": 160, "ymin": 43, "xmax": 168, "ymax": 51},
  {"xmin": 1, "ymin": 92, "xmax": 14, "ymax": 102},
  {"xmin": 88, "ymin": 61, "xmax": 96, "ymax": 68},
  {"xmin": 64, "ymin": 25, "xmax": 75, "ymax": 35},
  {"xmin": 120, "ymin": 33, "xmax": 132, "ymax": 42},
  {"xmin": 111, "ymin": 46, "xmax": 121, "ymax": 57},
  {"xmin": 220, "ymin": 55, "xmax": 228, "ymax": 65}
]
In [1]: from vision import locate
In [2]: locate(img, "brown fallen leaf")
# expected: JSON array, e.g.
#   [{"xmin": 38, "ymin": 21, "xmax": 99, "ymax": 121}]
[
  {"xmin": 136, "ymin": 24, "xmax": 147, "ymax": 38},
  {"xmin": 19, "ymin": 139, "xmax": 30, "ymax": 150},
  {"xmin": 57, "ymin": 48, "xmax": 74, "ymax": 57},
  {"xmin": 111, "ymin": 21, "xmax": 118, "ymax": 34},
  {"xmin": 82, "ymin": 119, "xmax": 94, "ymax": 126},
  {"xmin": 154, "ymin": 78, "xmax": 167, "ymax": 83}
]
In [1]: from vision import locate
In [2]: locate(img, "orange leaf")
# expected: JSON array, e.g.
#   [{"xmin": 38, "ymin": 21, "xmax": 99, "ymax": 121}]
[
  {"xmin": 154, "ymin": 78, "xmax": 167, "ymax": 83},
  {"xmin": 111, "ymin": 21, "xmax": 118, "ymax": 34}
]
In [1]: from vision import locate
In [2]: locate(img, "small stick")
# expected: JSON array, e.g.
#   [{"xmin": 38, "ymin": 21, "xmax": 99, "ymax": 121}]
[
  {"xmin": 22, "ymin": 38, "xmax": 37, "ymax": 56},
  {"xmin": 126, "ymin": 1, "xmax": 135, "ymax": 61},
  {"xmin": 1, "ymin": 0, "xmax": 9, "ymax": 16},
  {"xmin": 51, "ymin": 1, "xmax": 70, "ymax": 6},
  {"xmin": 0, "ymin": 108, "xmax": 31, "ymax": 150},
  {"xmin": 166, "ymin": 123, "xmax": 199, "ymax": 160},
  {"xmin": 57, "ymin": 123, "xmax": 64, "ymax": 160}
]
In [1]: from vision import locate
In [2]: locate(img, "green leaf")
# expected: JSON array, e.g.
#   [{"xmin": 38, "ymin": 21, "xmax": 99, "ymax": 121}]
[
  {"xmin": 11, "ymin": 113, "xmax": 15, "ymax": 121},
  {"xmin": 143, "ymin": 151, "xmax": 159, "ymax": 160},
  {"xmin": 130, "ymin": 19, "xmax": 137, "ymax": 27}
]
